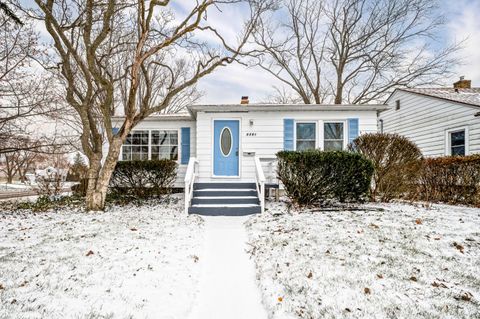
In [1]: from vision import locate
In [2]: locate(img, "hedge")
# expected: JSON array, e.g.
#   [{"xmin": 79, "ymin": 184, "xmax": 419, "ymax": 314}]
[
  {"xmin": 277, "ymin": 150, "xmax": 374, "ymax": 206},
  {"xmin": 349, "ymin": 133, "xmax": 422, "ymax": 202},
  {"xmin": 109, "ymin": 160, "xmax": 177, "ymax": 198},
  {"xmin": 413, "ymin": 155, "xmax": 480, "ymax": 206}
]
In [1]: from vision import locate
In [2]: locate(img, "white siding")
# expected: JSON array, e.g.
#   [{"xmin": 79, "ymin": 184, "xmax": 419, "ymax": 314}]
[
  {"xmin": 195, "ymin": 110, "xmax": 378, "ymax": 182},
  {"xmin": 111, "ymin": 119, "xmax": 196, "ymax": 187},
  {"xmin": 380, "ymin": 91, "xmax": 480, "ymax": 157}
]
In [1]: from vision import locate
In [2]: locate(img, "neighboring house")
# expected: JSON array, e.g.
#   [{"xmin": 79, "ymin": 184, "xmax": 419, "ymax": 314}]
[
  {"xmin": 380, "ymin": 78, "xmax": 480, "ymax": 157},
  {"xmin": 112, "ymin": 98, "xmax": 384, "ymax": 215}
]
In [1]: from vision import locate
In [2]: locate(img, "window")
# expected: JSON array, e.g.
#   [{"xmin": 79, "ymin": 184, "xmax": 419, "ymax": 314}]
[
  {"xmin": 151, "ymin": 130, "xmax": 178, "ymax": 160},
  {"xmin": 220, "ymin": 127, "xmax": 232, "ymax": 156},
  {"xmin": 122, "ymin": 130, "xmax": 149, "ymax": 160},
  {"xmin": 121, "ymin": 130, "xmax": 179, "ymax": 161},
  {"xmin": 395, "ymin": 100, "xmax": 401, "ymax": 110},
  {"xmin": 449, "ymin": 129, "xmax": 466, "ymax": 156},
  {"xmin": 296, "ymin": 122, "xmax": 316, "ymax": 151},
  {"xmin": 324, "ymin": 122, "xmax": 344, "ymax": 151}
]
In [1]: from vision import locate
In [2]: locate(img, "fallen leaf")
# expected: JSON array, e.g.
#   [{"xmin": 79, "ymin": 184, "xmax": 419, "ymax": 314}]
[
  {"xmin": 432, "ymin": 281, "xmax": 447, "ymax": 288},
  {"xmin": 130, "ymin": 228, "xmax": 138, "ymax": 231},
  {"xmin": 377, "ymin": 274, "xmax": 383, "ymax": 279},
  {"xmin": 278, "ymin": 297, "xmax": 283, "ymax": 302},
  {"xmin": 364, "ymin": 287, "xmax": 371, "ymax": 294},
  {"xmin": 415, "ymin": 219, "xmax": 422, "ymax": 225},
  {"xmin": 454, "ymin": 291, "xmax": 473, "ymax": 302},
  {"xmin": 370, "ymin": 223, "xmax": 379, "ymax": 229},
  {"xmin": 86, "ymin": 250, "xmax": 94, "ymax": 257},
  {"xmin": 307, "ymin": 271, "xmax": 313, "ymax": 279},
  {"xmin": 345, "ymin": 308, "xmax": 351, "ymax": 312},
  {"xmin": 0, "ymin": 284, "xmax": 4, "ymax": 290},
  {"xmin": 453, "ymin": 242, "xmax": 464, "ymax": 253},
  {"xmin": 410, "ymin": 276, "xmax": 417, "ymax": 282}
]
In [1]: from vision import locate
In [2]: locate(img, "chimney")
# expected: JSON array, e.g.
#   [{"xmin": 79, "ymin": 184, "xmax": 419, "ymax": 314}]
[
  {"xmin": 453, "ymin": 76, "xmax": 471, "ymax": 89},
  {"xmin": 240, "ymin": 96, "xmax": 249, "ymax": 104}
]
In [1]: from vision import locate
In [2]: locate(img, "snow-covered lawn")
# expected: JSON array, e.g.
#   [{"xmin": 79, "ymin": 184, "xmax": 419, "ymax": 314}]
[
  {"xmin": 246, "ymin": 201, "xmax": 480, "ymax": 319},
  {"xmin": 0, "ymin": 197, "xmax": 203, "ymax": 319}
]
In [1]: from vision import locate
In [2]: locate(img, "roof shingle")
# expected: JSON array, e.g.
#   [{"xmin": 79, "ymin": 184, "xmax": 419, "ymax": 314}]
[{"xmin": 398, "ymin": 88, "xmax": 480, "ymax": 107}]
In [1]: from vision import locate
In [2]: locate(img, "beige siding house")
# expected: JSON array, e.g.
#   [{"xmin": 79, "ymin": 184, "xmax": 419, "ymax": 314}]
[{"xmin": 380, "ymin": 79, "xmax": 480, "ymax": 157}]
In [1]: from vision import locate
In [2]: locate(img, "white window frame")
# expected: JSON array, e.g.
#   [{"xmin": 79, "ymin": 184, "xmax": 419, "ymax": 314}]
[
  {"xmin": 120, "ymin": 129, "xmax": 181, "ymax": 163},
  {"xmin": 322, "ymin": 120, "xmax": 347, "ymax": 151},
  {"xmin": 445, "ymin": 126, "xmax": 469, "ymax": 156},
  {"xmin": 294, "ymin": 121, "xmax": 318, "ymax": 151}
]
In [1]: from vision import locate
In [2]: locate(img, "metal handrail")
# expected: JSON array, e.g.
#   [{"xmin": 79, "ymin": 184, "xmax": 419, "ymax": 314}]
[
  {"xmin": 254, "ymin": 156, "xmax": 266, "ymax": 213},
  {"xmin": 184, "ymin": 157, "xmax": 198, "ymax": 215}
]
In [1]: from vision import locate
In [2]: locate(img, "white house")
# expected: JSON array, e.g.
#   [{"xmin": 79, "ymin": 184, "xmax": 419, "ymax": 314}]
[
  {"xmin": 113, "ymin": 100, "xmax": 384, "ymax": 215},
  {"xmin": 380, "ymin": 78, "xmax": 480, "ymax": 157}
]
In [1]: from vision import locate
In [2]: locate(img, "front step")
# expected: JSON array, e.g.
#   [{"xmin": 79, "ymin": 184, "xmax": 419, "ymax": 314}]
[{"xmin": 188, "ymin": 182, "xmax": 261, "ymax": 216}]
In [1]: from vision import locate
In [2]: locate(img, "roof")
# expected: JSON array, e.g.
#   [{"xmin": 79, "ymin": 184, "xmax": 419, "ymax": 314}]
[
  {"xmin": 187, "ymin": 103, "xmax": 387, "ymax": 117},
  {"xmin": 112, "ymin": 113, "xmax": 193, "ymax": 121},
  {"xmin": 389, "ymin": 88, "xmax": 480, "ymax": 108}
]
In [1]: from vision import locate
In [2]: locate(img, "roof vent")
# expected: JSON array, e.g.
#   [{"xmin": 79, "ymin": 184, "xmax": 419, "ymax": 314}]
[{"xmin": 240, "ymin": 96, "xmax": 249, "ymax": 104}]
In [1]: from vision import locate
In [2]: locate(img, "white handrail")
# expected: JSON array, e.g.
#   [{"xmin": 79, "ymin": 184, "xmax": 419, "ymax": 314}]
[
  {"xmin": 254, "ymin": 156, "xmax": 266, "ymax": 213},
  {"xmin": 184, "ymin": 157, "xmax": 198, "ymax": 215}
]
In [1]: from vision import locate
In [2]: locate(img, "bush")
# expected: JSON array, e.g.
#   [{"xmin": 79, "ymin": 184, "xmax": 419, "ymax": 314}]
[
  {"xmin": 109, "ymin": 160, "xmax": 177, "ymax": 198},
  {"xmin": 414, "ymin": 155, "xmax": 480, "ymax": 206},
  {"xmin": 71, "ymin": 178, "xmax": 88, "ymax": 197},
  {"xmin": 277, "ymin": 150, "xmax": 374, "ymax": 206},
  {"xmin": 349, "ymin": 133, "xmax": 422, "ymax": 202}
]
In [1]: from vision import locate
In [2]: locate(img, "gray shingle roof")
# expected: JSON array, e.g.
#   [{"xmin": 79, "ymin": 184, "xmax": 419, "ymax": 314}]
[{"xmin": 398, "ymin": 88, "xmax": 480, "ymax": 107}]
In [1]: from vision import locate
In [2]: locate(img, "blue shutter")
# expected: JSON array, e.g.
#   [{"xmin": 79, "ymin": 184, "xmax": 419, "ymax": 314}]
[
  {"xmin": 284, "ymin": 119, "xmax": 294, "ymax": 151},
  {"xmin": 181, "ymin": 127, "xmax": 190, "ymax": 164},
  {"xmin": 348, "ymin": 118, "xmax": 359, "ymax": 144},
  {"xmin": 112, "ymin": 127, "xmax": 119, "ymax": 135}
]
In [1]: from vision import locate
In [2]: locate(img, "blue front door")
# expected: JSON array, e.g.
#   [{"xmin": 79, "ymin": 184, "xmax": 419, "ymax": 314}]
[{"xmin": 214, "ymin": 120, "xmax": 239, "ymax": 176}]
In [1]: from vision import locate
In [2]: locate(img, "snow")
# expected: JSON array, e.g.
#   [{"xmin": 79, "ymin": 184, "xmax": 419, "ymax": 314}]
[
  {"xmin": 0, "ymin": 183, "xmax": 32, "ymax": 192},
  {"xmin": 246, "ymin": 200, "xmax": 480, "ymax": 319},
  {"xmin": 188, "ymin": 216, "xmax": 268, "ymax": 319},
  {"xmin": 0, "ymin": 196, "xmax": 204, "ymax": 319}
]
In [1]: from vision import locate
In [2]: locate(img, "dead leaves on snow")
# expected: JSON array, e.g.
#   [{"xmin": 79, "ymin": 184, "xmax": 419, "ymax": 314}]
[
  {"xmin": 86, "ymin": 250, "xmax": 94, "ymax": 257},
  {"xmin": 453, "ymin": 242, "xmax": 465, "ymax": 253}
]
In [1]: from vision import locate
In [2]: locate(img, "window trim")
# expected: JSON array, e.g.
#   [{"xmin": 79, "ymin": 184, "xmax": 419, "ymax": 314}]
[
  {"xmin": 294, "ymin": 121, "xmax": 318, "ymax": 151},
  {"xmin": 322, "ymin": 120, "xmax": 347, "ymax": 151},
  {"xmin": 121, "ymin": 130, "xmax": 150, "ymax": 161},
  {"xmin": 120, "ymin": 128, "xmax": 182, "ymax": 163},
  {"xmin": 445, "ymin": 126, "xmax": 469, "ymax": 156}
]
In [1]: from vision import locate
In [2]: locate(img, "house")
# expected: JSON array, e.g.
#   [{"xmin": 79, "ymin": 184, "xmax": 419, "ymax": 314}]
[
  {"xmin": 112, "ymin": 98, "xmax": 385, "ymax": 215},
  {"xmin": 380, "ymin": 78, "xmax": 480, "ymax": 157}
]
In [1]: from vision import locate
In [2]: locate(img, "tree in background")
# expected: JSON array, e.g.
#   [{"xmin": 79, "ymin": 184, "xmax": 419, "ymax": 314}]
[
  {"xmin": 13, "ymin": 0, "xmax": 273, "ymax": 210},
  {"xmin": 68, "ymin": 152, "xmax": 88, "ymax": 182},
  {"xmin": 250, "ymin": 0, "xmax": 460, "ymax": 104}
]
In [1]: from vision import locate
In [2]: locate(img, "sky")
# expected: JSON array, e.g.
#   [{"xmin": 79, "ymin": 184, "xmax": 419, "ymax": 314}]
[
  {"xmin": 194, "ymin": 0, "xmax": 480, "ymax": 104},
  {"xmin": 25, "ymin": 0, "xmax": 480, "ymax": 105}
]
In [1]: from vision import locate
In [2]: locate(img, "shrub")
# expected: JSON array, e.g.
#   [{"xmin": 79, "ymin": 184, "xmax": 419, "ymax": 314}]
[
  {"xmin": 71, "ymin": 178, "xmax": 88, "ymax": 197},
  {"xmin": 109, "ymin": 160, "xmax": 177, "ymax": 198},
  {"xmin": 277, "ymin": 150, "xmax": 374, "ymax": 206},
  {"xmin": 414, "ymin": 155, "xmax": 480, "ymax": 206},
  {"xmin": 349, "ymin": 133, "xmax": 422, "ymax": 202}
]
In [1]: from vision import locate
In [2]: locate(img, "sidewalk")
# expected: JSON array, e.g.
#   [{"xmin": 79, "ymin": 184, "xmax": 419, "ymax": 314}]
[{"xmin": 188, "ymin": 215, "xmax": 268, "ymax": 319}]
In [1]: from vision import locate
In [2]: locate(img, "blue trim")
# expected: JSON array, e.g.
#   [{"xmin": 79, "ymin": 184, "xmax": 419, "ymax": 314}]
[
  {"xmin": 112, "ymin": 127, "xmax": 119, "ymax": 135},
  {"xmin": 181, "ymin": 127, "xmax": 190, "ymax": 164},
  {"xmin": 283, "ymin": 119, "xmax": 294, "ymax": 150},
  {"xmin": 348, "ymin": 118, "xmax": 359, "ymax": 144}
]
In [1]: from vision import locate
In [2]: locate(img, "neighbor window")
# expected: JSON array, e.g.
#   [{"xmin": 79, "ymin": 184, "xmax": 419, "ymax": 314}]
[
  {"xmin": 151, "ymin": 130, "xmax": 178, "ymax": 160},
  {"xmin": 121, "ymin": 130, "xmax": 179, "ymax": 161},
  {"xmin": 296, "ymin": 122, "xmax": 316, "ymax": 151},
  {"xmin": 122, "ymin": 130, "xmax": 149, "ymax": 160},
  {"xmin": 324, "ymin": 122, "xmax": 344, "ymax": 151},
  {"xmin": 449, "ymin": 129, "xmax": 466, "ymax": 156}
]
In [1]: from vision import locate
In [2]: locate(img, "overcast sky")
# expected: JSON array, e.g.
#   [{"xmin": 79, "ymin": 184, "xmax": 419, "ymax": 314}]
[
  {"xmin": 194, "ymin": 0, "xmax": 480, "ymax": 104},
  {"xmin": 28, "ymin": 0, "xmax": 480, "ymax": 105}
]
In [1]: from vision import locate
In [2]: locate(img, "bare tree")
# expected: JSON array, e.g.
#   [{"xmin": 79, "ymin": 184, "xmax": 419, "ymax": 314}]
[
  {"xmin": 0, "ymin": 137, "xmax": 41, "ymax": 183},
  {"xmin": 14, "ymin": 0, "xmax": 272, "ymax": 210},
  {"xmin": 0, "ymin": 8, "xmax": 66, "ymax": 154},
  {"xmin": 250, "ymin": 0, "xmax": 460, "ymax": 104}
]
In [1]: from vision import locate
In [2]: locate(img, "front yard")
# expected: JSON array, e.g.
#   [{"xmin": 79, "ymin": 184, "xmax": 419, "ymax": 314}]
[
  {"xmin": 0, "ymin": 197, "xmax": 203, "ymax": 319},
  {"xmin": 246, "ymin": 201, "xmax": 480, "ymax": 319}
]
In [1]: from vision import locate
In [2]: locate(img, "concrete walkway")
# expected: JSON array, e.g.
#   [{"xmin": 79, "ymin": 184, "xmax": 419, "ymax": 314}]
[{"xmin": 188, "ymin": 216, "xmax": 268, "ymax": 319}]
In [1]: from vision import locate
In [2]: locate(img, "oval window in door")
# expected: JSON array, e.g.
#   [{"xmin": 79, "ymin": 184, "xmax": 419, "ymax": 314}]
[{"xmin": 220, "ymin": 127, "xmax": 232, "ymax": 156}]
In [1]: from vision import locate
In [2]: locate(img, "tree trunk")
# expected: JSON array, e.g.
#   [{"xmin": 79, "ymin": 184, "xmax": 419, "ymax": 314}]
[
  {"xmin": 85, "ymin": 138, "xmax": 123, "ymax": 211},
  {"xmin": 7, "ymin": 175, "xmax": 13, "ymax": 184}
]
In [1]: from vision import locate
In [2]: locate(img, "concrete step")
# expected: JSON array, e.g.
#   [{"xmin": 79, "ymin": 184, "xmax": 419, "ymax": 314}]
[
  {"xmin": 193, "ymin": 182, "xmax": 256, "ymax": 190},
  {"xmin": 192, "ymin": 196, "xmax": 260, "ymax": 205},
  {"xmin": 188, "ymin": 204, "xmax": 261, "ymax": 216},
  {"xmin": 193, "ymin": 189, "xmax": 258, "ymax": 197}
]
